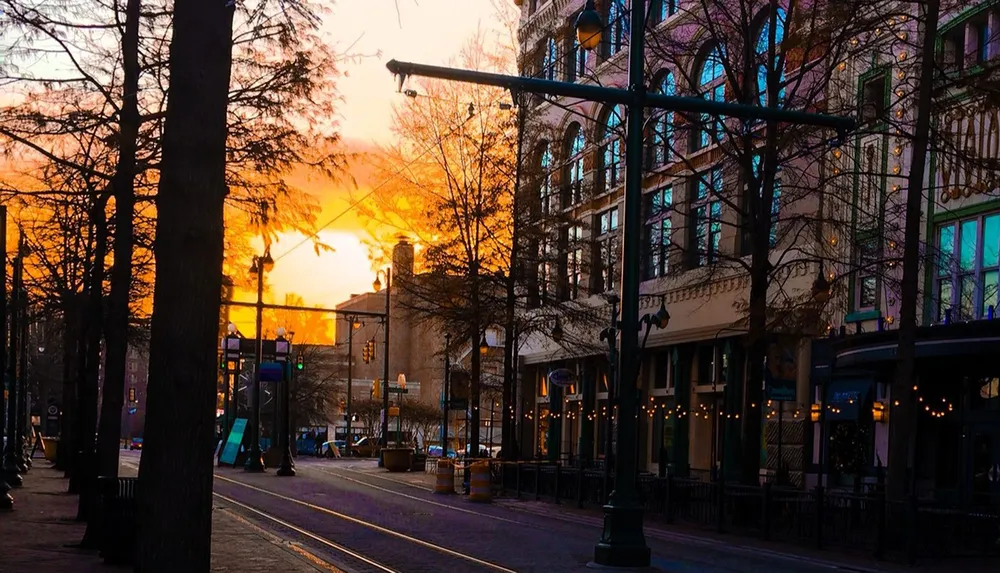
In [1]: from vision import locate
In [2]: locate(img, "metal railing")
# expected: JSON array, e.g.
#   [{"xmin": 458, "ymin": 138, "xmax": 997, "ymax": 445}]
[{"xmin": 489, "ymin": 461, "xmax": 1000, "ymax": 564}]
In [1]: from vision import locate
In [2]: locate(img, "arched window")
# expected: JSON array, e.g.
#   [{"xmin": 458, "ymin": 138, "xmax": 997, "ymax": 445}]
[
  {"xmin": 539, "ymin": 141, "xmax": 553, "ymax": 214},
  {"xmin": 564, "ymin": 123, "xmax": 585, "ymax": 205},
  {"xmin": 696, "ymin": 46, "xmax": 725, "ymax": 150},
  {"xmin": 605, "ymin": 1, "xmax": 626, "ymax": 59},
  {"xmin": 600, "ymin": 106, "xmax": 624, "ymax": 193},
  {"xmin": 652, "ymin": 72, "xmax": 676, "ymax": 166},
  {"xmin": 756, "ymin": 8, "xmax": 787, "ymax": 107}
]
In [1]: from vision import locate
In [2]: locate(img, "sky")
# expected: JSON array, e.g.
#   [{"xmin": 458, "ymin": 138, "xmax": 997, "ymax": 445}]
[{"xmin": 260, "ymin": 0, "xmax": 511, "ymax": 310}]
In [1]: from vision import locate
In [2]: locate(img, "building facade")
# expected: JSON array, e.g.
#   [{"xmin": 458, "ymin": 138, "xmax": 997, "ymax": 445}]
[{"xmin": 513, "ymin": 0, "xmax": 1000, "ymax": 497}]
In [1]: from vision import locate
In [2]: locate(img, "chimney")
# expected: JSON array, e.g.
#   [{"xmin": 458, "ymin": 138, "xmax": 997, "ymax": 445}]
[{"xmin": 392, "ymin": 237, "xmax": 414, "ymax": 279}]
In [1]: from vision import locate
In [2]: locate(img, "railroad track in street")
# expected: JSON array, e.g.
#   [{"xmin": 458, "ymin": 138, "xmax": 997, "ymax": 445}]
[{"xmin": 214, "ymin": 473, "xmax": 518, "ymax": 573}]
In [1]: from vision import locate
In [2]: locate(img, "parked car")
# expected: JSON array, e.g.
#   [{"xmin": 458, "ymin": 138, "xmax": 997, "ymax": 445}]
[
  {"xmin": 129, "ymin": 438, "xmax": 143, "ymax": 450},
  {"xmin": 427, "ymin": 445, "xmax": 458, "ymax": 458},
  {"xmin": 321, "ymin": 440, "xmax": 346, "ymax": 458},
  {"xmin": 349, "ymin": 436, "xmax": 381, "ymax": 458}
]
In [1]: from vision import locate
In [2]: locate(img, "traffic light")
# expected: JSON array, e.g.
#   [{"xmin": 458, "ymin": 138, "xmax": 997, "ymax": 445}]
[
  {"xmin": 362, "ymin": 342, "xmax": 370, "ymax": 364},
  {"xmin": 372, "ymin": 379, "xmax": 382, "ymax": 399},
  {"xmin": 295, "ymin": 353, "xmax": 304, "ymax": 371}
]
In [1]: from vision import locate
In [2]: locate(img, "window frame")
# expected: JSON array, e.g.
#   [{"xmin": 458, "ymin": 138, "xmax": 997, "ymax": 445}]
[
  {"xmin": 691, "ymin": 168, "xmax": 723, "ymax": 267},
  {"xmin": 599, "ymin": 105, "xmax": 624, "ymax": 195},
  {"xmin": 645, "ymin": 186, "xmax": 673, "ymax": 279},
  {"xmin": 935, "ymin": 211, "xmax": 1000, "ymax": 322},
  {"xmin": 595, "ymin": 206, "xmax": 620, "ymax": 293},
  {"xmin": 651, "ymin": 71, "xmax": 676, "ymax": 167},
  {"xmin": 694, "ymin": 45, "xmax": 726, "ymax": 151},
  {"xmin": 603, "ymin": 1, "xmax": 627, "ymax": 60},
  {"xmin": 563, "ymin": 123, "xmax": 585, "ymax": 207}
]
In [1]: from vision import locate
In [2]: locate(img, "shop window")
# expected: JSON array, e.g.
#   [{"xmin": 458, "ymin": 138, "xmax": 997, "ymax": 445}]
[
  {"xmin": 936, "ymin": 212, "xmax": 1000, "ymax": 322},
  {"xmin": 537, "ymin": 406, "xmax": 550, "ymax": 458}
]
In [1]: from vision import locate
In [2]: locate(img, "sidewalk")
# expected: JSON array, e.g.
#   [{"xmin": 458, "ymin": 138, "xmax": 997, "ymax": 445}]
[{"xmin": 0, "ymin": 462, "xmax": 339, "ymax": 573}]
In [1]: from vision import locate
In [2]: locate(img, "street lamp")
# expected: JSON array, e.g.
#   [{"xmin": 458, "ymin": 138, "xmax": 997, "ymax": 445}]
[
  {"xmin": 479, "ymin": 332, "xmax": 490, "ymax": 355},
  {"xmin": 220, "ymin": 322, "xmax": 240, "ymax": 445},
  {"xmin": 276, "ymin": 327, "xmax": 295, "ymax": 476},
  {"xmin": 244, "ymin": 249, "xmax": 272, "ymax": 473},
  {"xmin": 575, "ymin": 0, "xmax": 603, "ymax": 51},
  {"xmin": 373, "ymin": 268, "xmax": 392, "ymax": 466},
  {"xmin": 812, "ymin": 264, "xmax": 833, "ymax": 303}
]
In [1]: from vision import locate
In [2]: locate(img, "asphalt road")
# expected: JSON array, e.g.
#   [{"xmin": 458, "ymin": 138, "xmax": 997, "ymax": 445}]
[{"xmin": 194, "ymin": 455, "xmax": 886, "ymax": 573}]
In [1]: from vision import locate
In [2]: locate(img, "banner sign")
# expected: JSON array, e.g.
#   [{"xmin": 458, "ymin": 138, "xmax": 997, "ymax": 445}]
[{"xmin": 219, "ymin": 418, "xmax": 247, "ymax": 466}]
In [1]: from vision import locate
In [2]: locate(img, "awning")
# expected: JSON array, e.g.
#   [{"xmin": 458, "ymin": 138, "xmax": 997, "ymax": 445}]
[{"xmin": 824, "ymin": 378, "xmax": 873, "ymax": 421}]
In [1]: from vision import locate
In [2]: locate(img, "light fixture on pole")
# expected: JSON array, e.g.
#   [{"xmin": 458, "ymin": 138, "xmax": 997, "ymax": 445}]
[
  {"xmin": 812, "ymin": 263, "xmax": 833, "ymax": 303},
  {"xmin": 479, "ymin": 332, "xmax": 490, "ymax": 355},
  {"xmin": 575, "ymin": 0, "xmax": 603, "ymax": 51}
]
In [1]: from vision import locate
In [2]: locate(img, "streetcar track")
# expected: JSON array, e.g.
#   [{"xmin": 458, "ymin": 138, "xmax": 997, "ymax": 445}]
[
  {"xmin": 215, "ymin": 473, "xmax": 517, "ymax": 573},
  {"xmin": 213, "ymin": 493, "xmax": 387, "ymax": 572},
  {"xmin": 304, "ymin": 465, "xmax": 526, "ymax": 526}
]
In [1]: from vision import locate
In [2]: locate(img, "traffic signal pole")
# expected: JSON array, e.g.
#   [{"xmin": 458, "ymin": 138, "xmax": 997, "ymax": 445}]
[{"xmin": 345, "ymin": 316, "xmax": 354, "ymax": 449}]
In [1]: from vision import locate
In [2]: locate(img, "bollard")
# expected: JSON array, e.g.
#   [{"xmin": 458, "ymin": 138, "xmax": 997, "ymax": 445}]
[
  {"xmin": 469, "ymin": 461, "xmax": 492, "ymax": 503},
  {"xmin": 434, "ymin": 459, "xmax": 455, "ymax": 494}
]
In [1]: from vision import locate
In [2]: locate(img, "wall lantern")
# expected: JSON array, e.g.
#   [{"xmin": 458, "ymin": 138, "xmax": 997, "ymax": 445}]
[
  {"xmin": 873, "ymin": 401, "xmax": 888, "ymax": 423},
  {"xmin": 810, "ymin": 403, "xmax": 822, "ymax": 423}
]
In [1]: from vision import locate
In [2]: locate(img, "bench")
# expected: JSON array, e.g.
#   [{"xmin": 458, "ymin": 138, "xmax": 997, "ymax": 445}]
[{"xmin": 98, "ymin": 475, "xmax": 138, "ymax": 565}]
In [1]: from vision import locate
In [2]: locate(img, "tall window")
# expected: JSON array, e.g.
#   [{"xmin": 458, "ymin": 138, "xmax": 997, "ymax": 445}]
[
  {"xmin": 595, "ymin": 207, "xmax": 620, "ymax": 293},
  {"xmin": 539, "ymin": 142, "xmax": 553, "ymax": 215},
  {"xmin": 563, "ymin": 123, "xmax": 585, "ymax": 206},
  {"xmin": 566, "ymin": 22, "xmax": 588, "ymax": 82},
  {"xmin": 696, "ymin": 46, "xmax": 726, "ymax": 150},
  {"xmin": 855, "ymin": 235, "xmax": 879, "ymax": 310},
  {"xmin": 652, "ymin": 72, "xmax": 676, "ymax": 166},
  {"xmin": 604, "ymin": 1, "xmax": 626, "ymax": 59},
  {"xmin": 538, "ymin": 236, "xmax": 556, "ymax": 304},
  {"xmin": 756, "ymin": 8, "xmax": 787, "ymax": 108},
  {"xmin": 541, "ymin": 36, "xmax": 558, "ymax": 81},
  {"xmin": 600, "ymin": 106, "xmax": 624, "ymax": 194},
  {"xmin": 692, "ymin": 168, "xmax": 723, "ymax": 266},
  {"xmin": 563, "ymin": 225, "xmax": 583, "ymax": 299},
  {"xmin": 751, "ymin": 154, "xmax": 781, "ymax": 247},
  {"xmin": 652, "ymin": 0, "xmax": 677, "ymax": 25},
  {"xmin": 936, "ymin": 212, "xmax": 1000, "ymax": 322},
  {"xmin": 645, "ymin": 186, "xmax": 672, "ymax": 278}
]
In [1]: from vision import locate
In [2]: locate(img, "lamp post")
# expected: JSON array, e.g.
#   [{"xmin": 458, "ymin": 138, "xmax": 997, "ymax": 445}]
[
  {"xmin": 3, "ymin": 239, "xmax": 24, "ymax": 488},
  {"xmin": 373, "ymin": 268, "xmax": 391, "ymax": 466},
  {"xmin": 442, "ymin": 333, "xmax": 450, "ymax": 453},
  {"xmin": 345, "ymin": 316, "xmax": 361, "ymax": 450},
  {"xmin": 276, "ymin": 327, "xmax": 295, "ymax": 476},
  {"xmin": 245, "ymin": 249, "xmax": 273, "ymax": 473},
  {"xmin": 0, "ymin": 205, "xmax": 12, "ymax": 510},
  {"xmin": 385, "ymin": 0, "xmax": 853, "ymax": 564},
  {"xmin": 15, "ymin": 284, "xmax": 29, "ymax": 473}
]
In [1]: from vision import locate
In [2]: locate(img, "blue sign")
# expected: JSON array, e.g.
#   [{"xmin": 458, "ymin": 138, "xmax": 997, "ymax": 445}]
[
  {"xmin": 220, "ymin": 418, "xmax": 247, "ymax": 466},
  {"xmin": 127, "ymin": 407, "xmax": 137, "ymax": 415},
  {"xmin": 259, "ymin": 362, "xmax": 284, "ymax": 383}
]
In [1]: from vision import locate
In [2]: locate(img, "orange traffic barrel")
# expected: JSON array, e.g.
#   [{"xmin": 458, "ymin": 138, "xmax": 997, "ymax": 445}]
[
  {"xmin": 434, "ymin": 459, "xmax": 455, "ymax": 494},
  {"xmin": 469, "ymin": 461, "xmax": 492, "ymax": 502}
]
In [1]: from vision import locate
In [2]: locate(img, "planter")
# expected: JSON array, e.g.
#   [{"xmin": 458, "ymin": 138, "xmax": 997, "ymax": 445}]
[{"xmin": 382, "ymin": 447, "xmax": 413, "ymax": 472}]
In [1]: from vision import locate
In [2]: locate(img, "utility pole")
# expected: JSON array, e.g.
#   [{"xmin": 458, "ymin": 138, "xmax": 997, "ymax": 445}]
[
  {"xmin": 442, "ymin": 333, "xmax": 450, "ymax": 452},
  {"xmin": 345, "ymin": 316, "xmax": 355, "ymax": 448}
]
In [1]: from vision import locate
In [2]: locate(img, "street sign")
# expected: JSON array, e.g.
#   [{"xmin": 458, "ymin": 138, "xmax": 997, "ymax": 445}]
[
  {"xmin": 127, "ymin": 407, "xmax": 137, "ymax": 415},
  {"xmin": 548, "ymin": 368, "xmax": 576, "ymax": 388}
]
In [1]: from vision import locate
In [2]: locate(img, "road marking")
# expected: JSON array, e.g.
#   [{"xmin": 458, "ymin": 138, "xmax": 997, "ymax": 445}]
[
  {"xmin": 215, "ymin": 474, "xmax": 517, "ymax": 573},
  {"xmin": 214, "ymin": 492, "xmax": 396, "ymax": 573}
]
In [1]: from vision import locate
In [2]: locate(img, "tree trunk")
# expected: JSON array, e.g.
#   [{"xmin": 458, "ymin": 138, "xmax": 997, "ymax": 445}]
[
  {"xmin": 469, "ymin": 267, "xmax": 481, "ymax": 458},
  {"xmin": 95, "ymin": 0, "xmax": 141, "ymax": 484},
  {"xmin": 76, "ymin": 197, "xmax": 108, "ymax": 546},
  {"xmin": 887, "ymin": 0, "xmax": 939, "ymax": 502},
  {"xmin": 60, "ymin": 295, "xmax": 83, "ymax": 479},
  {"xmin": 135, "ymin": 0, "xmax": 235, "ymax": 569}
]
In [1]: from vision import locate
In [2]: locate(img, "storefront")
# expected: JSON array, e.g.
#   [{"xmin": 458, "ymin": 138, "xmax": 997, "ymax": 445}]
[{"xmin": 811, "ymin": 320, "xmax": 1000, "ymax": 505}]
